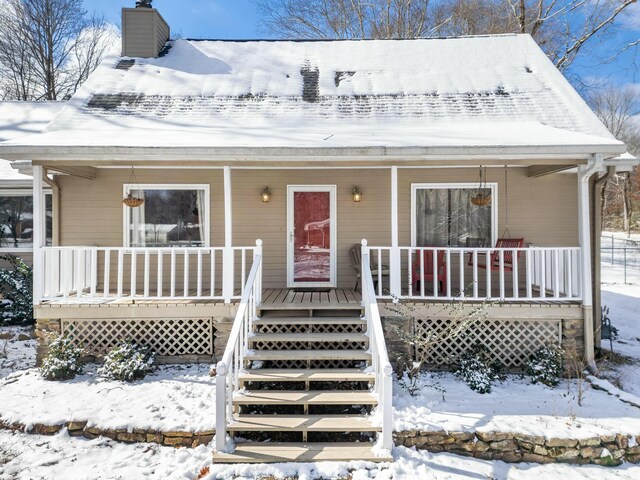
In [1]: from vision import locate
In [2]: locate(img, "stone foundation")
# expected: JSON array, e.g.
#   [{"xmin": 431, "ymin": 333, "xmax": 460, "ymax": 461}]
[
  {"xmin": 34, "ymin": 318, "xmax": 62, "ymax": 366},
  {"xmin": 394, "ymin": 430, "xmax": 640, "ymax": 466}
]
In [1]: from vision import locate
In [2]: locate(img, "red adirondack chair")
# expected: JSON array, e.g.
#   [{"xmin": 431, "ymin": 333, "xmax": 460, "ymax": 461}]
[
  {"xmin": 468, "ymin": 237, "xmax": 524, "ymax": 271},
  {"xmin": 412, "ymin": 249, "xmax": 447, "ymax": 294}
]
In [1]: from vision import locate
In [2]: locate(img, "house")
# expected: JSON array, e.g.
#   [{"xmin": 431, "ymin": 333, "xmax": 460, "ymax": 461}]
[
  {"xmin": 0, "ymin": 4, "xmax": 637, "ymax": 463},
  {"xmin": 0, "ymin": 102, "xmax": 62, "ymax": 265}
]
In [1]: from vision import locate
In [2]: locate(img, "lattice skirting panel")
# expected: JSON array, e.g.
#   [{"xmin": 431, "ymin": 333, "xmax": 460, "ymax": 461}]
[
  {"xmin": 61, "ymin": 318, "xmax": 214, "ymax": 357},
  {"xmin": 415, "ymin": 318, "xmax": 562, "ymax": 368}
]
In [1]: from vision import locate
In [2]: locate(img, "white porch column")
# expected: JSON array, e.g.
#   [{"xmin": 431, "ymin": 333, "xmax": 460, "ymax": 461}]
[
  {"xmin": 578, "ymin": 161, "xmax": 598, "ymax": 368},
  {"xmin": 389, "ymin": 166, "xmax": 401, "ymax": 298},
  {"xmin": 222, "ymin": 166, "xmax": 234, "ymax": 303},
  {"xmin": 32, "ymin": 165, "xmax": 45, "ymax": 305}
]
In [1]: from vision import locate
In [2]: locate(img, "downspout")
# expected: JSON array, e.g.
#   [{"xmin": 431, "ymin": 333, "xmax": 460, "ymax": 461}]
[
  {"xmin": 42, "ymin": 168, "xmax": 60, "ymax": 246},
  {"xmin": 578, "ymin": 154, "xmax": 603, "ymax": 372},
  {"xmin": 592, "ymin": 166, "xmax": 615, "ymax": 350}
]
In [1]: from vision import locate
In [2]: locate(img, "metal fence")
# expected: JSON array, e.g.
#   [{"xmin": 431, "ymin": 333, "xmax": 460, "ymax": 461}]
[{"xmin": 601, "ymin": 235, "xmax": 640, "ymax": 285}]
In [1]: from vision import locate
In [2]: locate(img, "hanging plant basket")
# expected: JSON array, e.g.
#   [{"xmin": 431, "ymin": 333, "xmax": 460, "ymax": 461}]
[
  {"xmin": 123, "ymin": 166, "xmax": 145, "ymax": 208},
  {"xmin": 471, "ymin": 165, "xmax": 491, "ymax": 206},
  {"xmin": 123, "ymin": 193, "xmax": 144, "ymax": 208},
  {"xmin": 471, "ymin": 193, "xmax": 491, "ymax": 206}
]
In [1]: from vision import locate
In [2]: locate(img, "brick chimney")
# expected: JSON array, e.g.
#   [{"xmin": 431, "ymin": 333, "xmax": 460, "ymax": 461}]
[{"xmin": 121, "ymin": 3, "xmax": 170, "ymax": 58}]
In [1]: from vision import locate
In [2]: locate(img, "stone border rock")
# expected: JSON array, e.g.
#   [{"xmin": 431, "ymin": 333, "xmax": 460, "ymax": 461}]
[
  {"xmin": 395, "ymin": 430, "xmax": 640, "ymax": 466},
  {"xmin": 2, "ymin": 418, "xmax": 639, "ymax": 466},
  {"xmin": 0, "ymin": 419, "xmax": 214, "ymax": 448}
]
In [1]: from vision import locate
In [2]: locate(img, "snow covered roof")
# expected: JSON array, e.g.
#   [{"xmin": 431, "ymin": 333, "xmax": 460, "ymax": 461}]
[
  {"xmin": 0, "ymin": 35, "xmax": 626, "ymax": 161},
  {"xmin": 0, "ymin": 102, "xmax": 63, "ymax": 185}
]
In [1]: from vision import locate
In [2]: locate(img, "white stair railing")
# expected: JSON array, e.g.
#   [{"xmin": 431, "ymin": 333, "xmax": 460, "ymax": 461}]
[
  {"xmin": 215, "ymin": 240, "xmax": 263, "ymax": 452},
  {"xmin": 361, "ymin": 239, "xmax": 394, "ymax": 451}
]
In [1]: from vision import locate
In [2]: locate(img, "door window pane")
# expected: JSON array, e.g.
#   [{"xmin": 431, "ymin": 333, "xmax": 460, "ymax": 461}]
[
  {"xmin": 293, "ymin": 191, "xmax": 331, "ymax": 283},
  {"xmin": 415, "ymin": 187, "xmax": 493, "ymax": 247}
]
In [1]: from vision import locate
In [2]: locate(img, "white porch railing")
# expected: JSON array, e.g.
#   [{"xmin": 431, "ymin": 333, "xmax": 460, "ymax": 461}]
[
  {"xmin": 361, "ymin": 240, "xmax": 394, "ymax": 451},
  {"xmin": 366, "ymin": 246, "xmax": 582, "ymax": 302},
  {"xmin": 40, "ymin": 243, "xmax": 261, "ymax": 303},
  {"xmin": 215, "ymin": 241, "xmax": 263, "ymax": 452}
]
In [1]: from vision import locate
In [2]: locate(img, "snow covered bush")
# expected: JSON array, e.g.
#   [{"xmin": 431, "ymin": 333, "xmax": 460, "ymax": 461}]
[
  {"xmin": 454, "ymin": 344, "xmax": 498, "ymax": 394},
  {"xmin": 0, "ymin": 255, "xmax": 33, "ymax": 326},
  {"xmin": 40, "ymin": 335, "xmax": 84, "ymax": 381},
  {"xmin": 98, "ymin": 341, "xmax": 154, "ymax": 382},
  {"xmin": 526, "ymin": 344, "xmax": 564, "ymax": 387}
]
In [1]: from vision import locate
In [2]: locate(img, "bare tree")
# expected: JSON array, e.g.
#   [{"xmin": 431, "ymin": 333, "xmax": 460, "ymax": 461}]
[
  {"xmin": 255, "ymin": 0, "xmax": 638, "ymax": 70},
  {"xmin": 0, "ymin": 0, "xmax": 117, "ymax": 101},
  {"xmin": 590, "ymin": 86, "xmax": 640, "ymax": 234}
]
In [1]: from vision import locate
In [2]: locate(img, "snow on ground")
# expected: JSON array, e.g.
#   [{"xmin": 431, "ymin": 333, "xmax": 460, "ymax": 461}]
[
  {"xmin": 390, "ymin": 372, "xmax": 640, "ymax": 439},
  {"xmin": 0, "ymin": 363, "xmax": 215, "ymax": 433},
  {"xmin": 1, "ymin": 430, "xmax": 640, "ymax": 480},
  {"xmin": 0, "ymin": 326, "xmax": 36, "ymax": 378}
]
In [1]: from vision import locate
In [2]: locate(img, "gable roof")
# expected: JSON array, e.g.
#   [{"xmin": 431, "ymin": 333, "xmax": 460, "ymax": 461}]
[{"xmin": 0, "ymin": 34, "xmax": 625, "ymax": 161}]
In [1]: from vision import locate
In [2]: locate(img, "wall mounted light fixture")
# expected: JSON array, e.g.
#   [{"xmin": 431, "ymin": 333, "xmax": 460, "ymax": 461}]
[
  {"xmin": 352, "ymin": 186, "xmax": 362, "ymax": 203},
  {"xmin": 261, "ymin": 186, "xmax": 271, "ymax": 203}
]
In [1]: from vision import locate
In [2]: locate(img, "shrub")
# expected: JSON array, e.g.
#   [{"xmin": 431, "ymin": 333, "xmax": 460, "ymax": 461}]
[
  {"xmin": 526, "ymin": 344, "xmax": 564, "ymax": 387},
  {"xmin": 40, "ymin": 335, "xmax": 84, "ymax": 380},
  {"xmin": 98, "ymin": 341, "xmax": 154, "ymax": 382},
  {"xmin": 455, "ymin": 343, "xmax": 498, "ymax": 394},
  {"xmin": 0, "ymin": 255, "xmax": 33, "ymax": 326}
]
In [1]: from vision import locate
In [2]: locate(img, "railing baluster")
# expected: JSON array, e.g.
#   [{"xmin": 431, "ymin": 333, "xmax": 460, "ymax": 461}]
[
  {"xmin": 526, "ymin": 249, "xmax": 532, "ymax": 299},
  {"xmin": 566, "ymin": 250, "xmax": 573, "ymax": 299},
  {"xmin": 197, "ymin": 250, "xmax": 203, "ymax": 297},
  {"xmin": 130, "ymin": 250, "xmax": 137, "ymax": 297},
  {"xmin": 241, "ymin": 249, "xmax": 246, "ymax": 295},
  {"xmin": 553, "ymin": 249, "xmax": 560, "ymax": 299},
  {"xmin": 103, "ymin": 250, "xmax": 111, "ymax": 298},
  {"xmin": 539, "ymin": 251, "xmax": 546, "ymax": 299},
  {"xmin": 90, "ymin": 248, "xmax": 98, "ymax": 298},
  {"xmin": 170, "ymin": 250, "xmax": 176, "ymax": 298},
  {"xmin": 407, "ymin": 249, "xmax": 413, "ymax": 297},
  {"xmin": 485, "ymin": 250, "xmax": 491, "ymax": 298},
  {"xmin": 184, "ymin": 250, "xmax": 189, "ymax": 297},
  {"xmin": 211, "ymin": 249, "xmax": 216, "ymax": 297},
  {"xmin": 445, "ymin": 249, "xmax": 451, "ymax": 298},
  {"xmin": 420, "ymin": 249, "xmax": 425, "ymax": 298},
  {"xmin": 512, "ymin": 249, "xmax": 519, "ymax": 299},
  {"xmin": 459, "ymin": 250, "xmax": 464, "ymax": 298},
  {"xmin": 498, "ymin": 250, "xmax": 505, "ymax": 299},
  {"xmin": 377, "ymin": 249, "xmax": 382, "ymax": 296},
  {"xmin": 75, "ymin": 249, "xmax": 83, "ymax": 298},
  {"xmin": 157, "ymin": 251, "xmax": 163, "ymax": 298},
  {"xmin": 144, "ymin": 250, "xmax": 150, "ymax": 298},
  {"xmin": 432, "ymin": 248, "xmax": 438, "ymax": 298},
  {"xmin": 472, "ymin": 250, "xmax": 478, "ymax": 299}
]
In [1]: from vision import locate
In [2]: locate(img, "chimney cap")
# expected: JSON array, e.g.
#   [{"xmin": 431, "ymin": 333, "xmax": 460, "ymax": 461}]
[{"xmin": 135, "ymin": 0, "xmax": 153, "ymax": 8}]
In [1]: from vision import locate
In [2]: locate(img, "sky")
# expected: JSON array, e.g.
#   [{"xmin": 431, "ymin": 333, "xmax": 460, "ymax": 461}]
[{"xmin": 83, "ymin": 0, "xmax": 640, "ymax": 92}]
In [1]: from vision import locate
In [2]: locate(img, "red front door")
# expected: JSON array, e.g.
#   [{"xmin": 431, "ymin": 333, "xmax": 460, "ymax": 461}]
[{"xmin": 288, "ymin": 186, "xmax": 336, "ymax": 287}]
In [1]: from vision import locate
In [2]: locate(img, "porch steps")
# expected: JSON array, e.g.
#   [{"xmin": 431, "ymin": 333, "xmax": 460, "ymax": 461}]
[
  {"xmin": 213, "ymin": 308, "xmax": 387, "ymax": 464},
  {"xmin": 233, "ymin": 390, "xmax": 378, "ymax": 406},
  {"xmin": 212, "ymin": 442, "xmax": 392, "ymax": 464},
  {"xmin": 249, "ymin": 332, "xmax": 368, "ymax": 343},
  {"xmin": 238, "ymin": 368, "xmax": 374, "ymax": 383},
  {"xmin": 227, "ymin": 415, "xmax": 381, "ymax": 432},
  {"xmin": 252, "ymin": 316, "xmax": 366, "ymax": 325},
  {"xmin": 245, "ymin": 350, "xmax": 372, "ymax": 362}
]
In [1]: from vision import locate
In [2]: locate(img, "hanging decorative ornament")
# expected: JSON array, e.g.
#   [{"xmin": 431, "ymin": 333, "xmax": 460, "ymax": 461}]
[
  {"xmin": 123, "ymin": 166, "xmax": 145, "ymax": 208},
  {"xmin": 471, "ymin": 165, "xmax": 491, "ymax": 206}
]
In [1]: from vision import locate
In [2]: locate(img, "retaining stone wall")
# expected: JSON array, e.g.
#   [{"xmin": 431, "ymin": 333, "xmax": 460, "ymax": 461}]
[{"xmin": 395, "ymin": 430, "xmax": 640, "ymax": 466}]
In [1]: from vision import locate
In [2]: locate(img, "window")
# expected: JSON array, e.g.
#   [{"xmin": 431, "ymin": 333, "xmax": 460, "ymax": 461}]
[
  {"xmin": 0, "ymin": 193, "xmax": 52, "ymax": 250},
  {"xmin": 124, "ymin": 185, "xmax": 209, "ymax": 247},
  {"xmin": 412, "ymin": 183, "xmax": 497, "ymax": 247}
]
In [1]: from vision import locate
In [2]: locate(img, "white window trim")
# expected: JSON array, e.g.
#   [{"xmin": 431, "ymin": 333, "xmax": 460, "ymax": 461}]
[
  {"xmin": 123, "ymin": 184, "xmax": 211, "ymax": 248},
  {"xmin": 411, "ymin": 182, "xmax": 498, "ymax": 247},
  {"xmin": 0, "ymin": 191, "xmax": 53, "ymax": 250}
]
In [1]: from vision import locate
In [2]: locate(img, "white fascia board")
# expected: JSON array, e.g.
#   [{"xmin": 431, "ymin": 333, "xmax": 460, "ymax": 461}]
[{"xmin": 0, "ymin": 143, "xmax": 627, "ymax": 163}]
